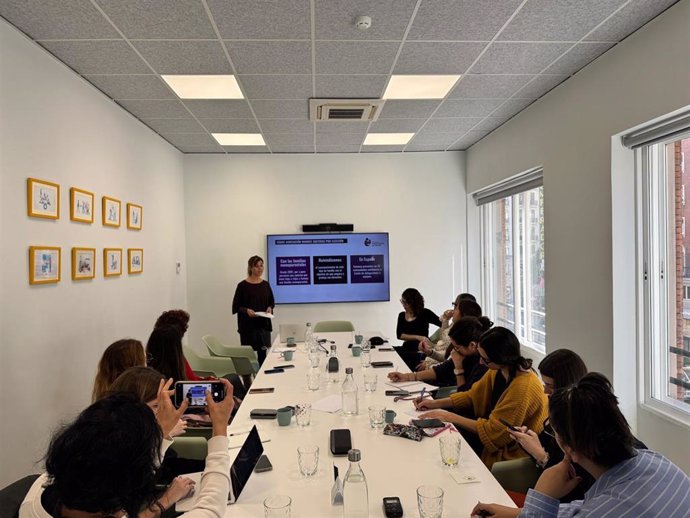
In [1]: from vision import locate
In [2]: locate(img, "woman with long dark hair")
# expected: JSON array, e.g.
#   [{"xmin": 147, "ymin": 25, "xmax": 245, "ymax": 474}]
[
  {"xmin": 92, "ymin": 339, "xmax": 145, "ymax": 402},
  {"xmin": 396, "ymin": 287, "xmax": 441, "ymax": 370}
]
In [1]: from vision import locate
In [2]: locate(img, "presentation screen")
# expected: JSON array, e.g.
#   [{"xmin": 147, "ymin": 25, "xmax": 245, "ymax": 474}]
[{"xmin": 266, "ymin": 233, "xmax": 390, "ymax": 304}]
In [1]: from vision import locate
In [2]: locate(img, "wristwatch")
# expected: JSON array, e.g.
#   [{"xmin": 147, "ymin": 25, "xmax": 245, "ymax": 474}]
[{"xmin": 453, "ymin": 368, "xmax": 464, "ymax": 376}]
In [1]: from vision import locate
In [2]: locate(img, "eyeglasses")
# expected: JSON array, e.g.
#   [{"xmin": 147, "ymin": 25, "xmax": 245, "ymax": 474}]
[{"xmin": 543, "ymin": 420, "xmax": 556, "ymax": 438}]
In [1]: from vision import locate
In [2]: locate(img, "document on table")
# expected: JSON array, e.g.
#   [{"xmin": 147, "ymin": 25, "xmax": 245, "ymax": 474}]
[
  {"xmin": 449, "ymin": 470, "xmax": 481, "ymax": 484},
  {"xmin": 312, "ymin": 394, "xmax": 342, "ymax": 413},
  {"xmin": 226, "ymin": 425, "xmax": 271, "ymax": 449},
  {"xmin": 254, "ymin": 311, "xmax": 274, "ymax": 318},
  {"xmin": 385, "ymin": 381, "xmax": 437, "ymax": 392}
]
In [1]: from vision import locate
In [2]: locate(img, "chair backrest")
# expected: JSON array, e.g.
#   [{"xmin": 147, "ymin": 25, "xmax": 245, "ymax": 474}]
[
  {"xmin": 231, "ymin": 356, "xmax": 256, "ymax": 376},
  {"xmin": 313, "ymin": 320, "xmax": 355, "ymax": 333},
  {"xmin": 490, "ymin": 457, "xmax": 541, "ymax": 494},
  {"xmin": 202, "ymin": 334, "xmax": 225, "ymax": 356},
  {"xmin": 0, "ymin": 474, "xmax": 40, "ymax": 518}
]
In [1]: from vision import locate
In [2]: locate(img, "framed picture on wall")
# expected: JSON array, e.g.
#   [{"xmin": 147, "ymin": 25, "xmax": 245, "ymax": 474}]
[
  {"xmin": 128, "ymin": 248, "xmax": 143, "ymax": 274},
  {"xmin": 29, "ymin": 246, "xmax": 61, "ymax": 284},
  {"xmin": 72, "ymin": 247, "xmax": 96, "ymax": 280},
  {"xmin": 104, "ymin": 248, "xmax": 122, "ymax": 277},
  {"xmin": 127, "ymin": 203, "xmax": 143, "ymax": 230},
  {"xmin": 70, "ymin": 187, "xmax": 94, "ymax": 223},
  {"xmin": 102, "ymin": 196, "xmax": 121, "ymax": 227},
  {"xmin": 27, "ymin": 178, "xmax": 60, "ymax": 219}
]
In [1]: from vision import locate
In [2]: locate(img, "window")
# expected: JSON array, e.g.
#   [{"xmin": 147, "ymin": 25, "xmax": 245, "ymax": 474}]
[
  {"xmin": 637, "ymin": 134, "xmax": 690, "ymax": 414},
  {"xmin": 478, "ymin": 179, "xmax": 545, "ymax": 353}
]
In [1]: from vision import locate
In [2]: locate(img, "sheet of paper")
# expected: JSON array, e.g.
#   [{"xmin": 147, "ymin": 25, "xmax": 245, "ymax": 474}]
[
  {"xmin": 403, "ymin": 407, "xmax": 428, "ymax": 418},
  {"xmin": 311, "ymin": 394, "xmax": 342, "ymax": 413},
  {"xmin": 449, "ymin": 470, "xmax": 481, "ymax": 484},
  {"xmin": 385, "ymin": 381, "xmax": 437, "ymax": 393},
  {"xmin": 254, "ymin": 311, "xmax": 274, "ymax": 319},
  {"xmin": 271, "ymin": 347, "xmax": 293, "ymax": 353},
  {"xmin": 228, "ymin": 431, "xmax": 271, "ymax": 450}
]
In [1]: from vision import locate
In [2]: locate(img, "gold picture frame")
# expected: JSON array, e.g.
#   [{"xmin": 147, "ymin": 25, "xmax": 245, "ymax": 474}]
[
  {"xmin": 127, "ymin": 203, "xmax": 143, "ymax": 230},
  {"xmin": 29, "ymin": 246, "xmax": 61, "ymax": 284},
  {"xmin": 72, "ymin": 247, "xmax": 96, "ymax": 280},
  {"xmin": 70, "ymin": 187, "xmax": 94, "ymax": 223},
  {"xmin": 104, "ymin": 248, "xmax": 123, "ymax": 277},
  {"xmin": 102, "ymin": 196, "xmax": 121, "ymax": 227},
  {"xmin": 27, "ymin": 178, "xmax": 60, "ymax": 219},
  {"xmin": 128, "ymin": 248, "xmax": 143, "ymax": 274}
]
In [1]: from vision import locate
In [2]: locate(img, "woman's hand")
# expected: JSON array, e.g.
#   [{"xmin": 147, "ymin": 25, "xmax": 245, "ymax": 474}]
[
  {"xmin": 266, "ymin": 307, "xmax": 273, "ymax": 314},
  {"xmin": 387, "ymin": 371, "xmax": 408, "ymax": 382},
  {"xmin": 164, "ymin": 476, "xmax": 196, "ymax": 504},
  {"xmin": 169, "ymin": 418, "xmax": 187, "ymax": 438},
  {"xmin": 418, "ymin": 338, "xmax": 432, "ymax": 355},
  {"xmin": 414, "ymin": 396, "xmax": 441, "ymax": 411},
  {"xmin": 246, "ymin": 308, "xmax": 256, "ymax": 317},
  {"xmin": 206, "ymin": 378, "xmax": 235, "ymax": 436},
  {"xmin": 415, "ymin": 361, "xmax": 427, "ymax": 371},
  {"xmin": 155, "ymin": 379, "xmax": 188, "ymax": 438},
  {"xmin": 534, "ymin": 454, "xmax": 582, "ymax": 500},
  {"xmin": 450, "ymin": 348, "xmax": 462, "ymax": 367},
  {"xmin": 442, "ymin": 309, "xmax": 454, "ymax": 321},
  {"xmin": 471, "ymin": 502, "xmax": 521, "ymax": 518},
  {"xmin": 418, "ymin": 409, "xmax": 456, "ymax": 422},
  {"xmin": 509, "ymin": 426, "xmax": 547, "ymax": 461}
]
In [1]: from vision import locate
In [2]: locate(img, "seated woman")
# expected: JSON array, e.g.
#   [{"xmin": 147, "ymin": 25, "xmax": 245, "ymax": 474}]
[
  {"xmin": 396, "ymin": 288, "xmax": 441, "ymax": 370},
  {"xmin": 146, "ymin": 325, "xmax": 188, "ymax": 383},
  {"xmin": 20, "ymin": 378, "xmax": 235, "ymax": 518},
  {"xmin": 92, "ymin": 338, "xmax": 145, "ymax": 402},
  {"xmin": 415, "ymin": 327, "xmax": 548, "ymax": 468},
  {"xmin": 388, "ymin": 316, "xmax": 491, "ymax": 389}
]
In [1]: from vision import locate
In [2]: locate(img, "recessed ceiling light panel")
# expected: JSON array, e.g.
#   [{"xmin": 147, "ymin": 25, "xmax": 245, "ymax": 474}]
[
  {"xmin": 212, "ymin": 133, "xmax": 266, "ymax": 146},
  {"xmin": 383, "ymin": 75, "xmax": 461, "ymax": 99},
  {"xmin": 161, "ymin": 75, "xmax": 244, "ymax": 99},
  {"xmin": 363, "ymin": 133, "xmax": 415, "ymax": 145}
]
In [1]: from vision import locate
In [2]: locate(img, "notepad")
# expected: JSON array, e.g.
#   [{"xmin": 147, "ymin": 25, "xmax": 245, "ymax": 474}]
[
  {"xmin": 449, "ymin": 470, "xmax": 481, "ymax": 484},
  {"xmin": 311, "ymin": 394, "xmax": 342, "ymax": 413}
]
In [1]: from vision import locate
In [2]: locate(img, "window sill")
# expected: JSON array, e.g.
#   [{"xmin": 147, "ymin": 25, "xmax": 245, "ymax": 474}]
[{"xmin": 639, "ymin": 400, "xmax": 690, "ymax": 431}]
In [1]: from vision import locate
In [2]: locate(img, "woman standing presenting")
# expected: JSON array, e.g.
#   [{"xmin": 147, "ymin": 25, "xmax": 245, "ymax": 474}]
[{"xmin": 232, "ymin": 255, "xmax": 274, "ymax": 365}]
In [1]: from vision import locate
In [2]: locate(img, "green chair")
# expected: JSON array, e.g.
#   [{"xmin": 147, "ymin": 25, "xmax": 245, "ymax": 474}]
[
  {"xmin": 433, "ymin": 386, "xmax": 458, "ymax": 399},
  {"xmin": 313, "ymin": 320, "xmax": 355, "ymax": 332},
  {"xmin": 183, "ymin": 345, "xmax": 237, "ymax": 378},
  {"xmin": 170, "ymin": 436, "xmax": 207, "ymax": 460},
  {"xmin": 490, "ymin": 456, "xmax": 541, "ymax": 494},
  {"xmin": 202, "ymin": 335, "xmax": 259, "ymax": 388}
]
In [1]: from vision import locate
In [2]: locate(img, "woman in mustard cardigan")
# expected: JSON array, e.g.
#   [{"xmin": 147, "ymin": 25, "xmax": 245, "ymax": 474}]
[{"xmin": 416, "ymin": 326, "xmax": 548, "ymax": 468}]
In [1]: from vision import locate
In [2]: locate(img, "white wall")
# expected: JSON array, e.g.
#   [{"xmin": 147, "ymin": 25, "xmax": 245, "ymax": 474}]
[
  {"xmin": 465, "ymin": 0, "xmax": 690, "ymax": 472},
  {"xmin": 0, "ymin": 21, "xmax": 187, "ymax": 485},
  {"xmin": 183, "ymin": 152, "xmax": 467, "ymax": 353}
]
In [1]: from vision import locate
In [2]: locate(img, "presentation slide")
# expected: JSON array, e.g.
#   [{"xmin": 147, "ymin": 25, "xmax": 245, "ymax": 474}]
[{"xmin": 267, "ymin": 233, "xmax": 390, "ymax": 304}]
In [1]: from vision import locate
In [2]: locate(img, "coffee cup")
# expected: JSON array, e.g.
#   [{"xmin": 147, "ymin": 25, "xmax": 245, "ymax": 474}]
[
  {"xmin": 354, "ymin": 334, "xmax": 364, "ymax": 345},
  {"xmin": 280, "ymin": 350, "xmax": 294, "ymax": 361},
  {"xmin": 277, "ymin": 406, "xmax": 293, "ymax": 426},
  {"xmin": 385, "ymin": 409, "xmax": 396, "ymax": 424},
  {"xmin": 351, "ymin": 345, "xmax": 362, "ymax": 357},
  {"xmin": 286, "ymin": 337, "xmax": 296, "ymax": 346}
]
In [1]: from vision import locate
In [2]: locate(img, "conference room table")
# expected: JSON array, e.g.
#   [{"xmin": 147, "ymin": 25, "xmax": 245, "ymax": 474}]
[{"xmin": 223, "ymin": 331, "xmax": 516, "ymax": 517}]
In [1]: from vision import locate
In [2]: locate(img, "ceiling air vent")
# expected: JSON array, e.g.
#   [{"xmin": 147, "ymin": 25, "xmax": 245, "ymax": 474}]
[{"xmin": 309, "ymin": 99, "xmax": 385, "ymax": 122}]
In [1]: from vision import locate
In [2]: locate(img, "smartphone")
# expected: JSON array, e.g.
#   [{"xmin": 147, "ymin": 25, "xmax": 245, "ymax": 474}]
[
  {"xmin": 499, "ymin": 417, "xmax": 520, "ymax": 432},
  {"xmin": 274, "ymin": 364, "xmax": 295, "ymax": 369},
  {"xmin": 382, "ymin": 496, "xmax": 404, "ymax": 518},
  {"xmin": 174, "ymin": 381, "xmax": 225, "ymax": 408},
  {"xmin": 411, "ymin": 418, "xmax": 445, "ymax": 428},
  {"xmin": 378, "ymin": 347, "xmax": 394, "ymax": 352},
  {"xmin": 248, "ymin": 387, "xmax": 275, "ymax": 394},
  {"xmin": 254, "ymin": 454, "xmax": 273, "ymax": 473},
  {"xmin": 385, "ymin": 390, "xmax": 410, "ymax": 396},
  {"xmin": 250, "ymin": 409, "xmax": 278, "ymax": 419},
  {"xmin": 264, "ymin": 368, "xmax": 285, "ymax": 374},
  {"xmin": 371, "ymin": 361, "xmax": 394, "ymax": 368},
  {"xmin": 329, "ymin": 429, "xmax": 352, "ymax": 456}
]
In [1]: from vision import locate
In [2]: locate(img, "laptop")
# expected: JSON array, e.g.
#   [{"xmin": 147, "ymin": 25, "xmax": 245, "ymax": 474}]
[
  {"xmin": 279, "ymin": 323, "xmax": 306, "ymax": 343},
  {"xmin": 176, "ymin": 425, "xmax": 264, "ymax": 510}
]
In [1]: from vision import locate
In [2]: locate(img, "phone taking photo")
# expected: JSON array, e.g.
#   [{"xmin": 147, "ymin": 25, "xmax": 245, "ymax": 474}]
[{"xmin": 174, "ymin": 381, "xmax": 225, "ymax": 408}]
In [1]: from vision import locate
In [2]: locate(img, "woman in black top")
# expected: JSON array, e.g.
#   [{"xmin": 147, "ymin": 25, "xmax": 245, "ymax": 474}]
[
  {"xmin": 232, "ymin": 255, "xmax": 275, "ymax": 365},
  {"xmin": 396, "ymin": 288, "xmax": 441, "ymax": 370}
]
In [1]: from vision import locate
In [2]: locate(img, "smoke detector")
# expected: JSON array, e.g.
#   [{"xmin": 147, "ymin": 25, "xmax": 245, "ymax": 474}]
[{"xmin": 355, "ymin": 16, "xmax": 371, "ymax": 30}]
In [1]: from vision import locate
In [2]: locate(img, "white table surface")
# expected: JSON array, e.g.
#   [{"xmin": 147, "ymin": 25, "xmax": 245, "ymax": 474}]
[{"xmin": 223, "ymin": 332, "xmax": 515, "ymax": 517}]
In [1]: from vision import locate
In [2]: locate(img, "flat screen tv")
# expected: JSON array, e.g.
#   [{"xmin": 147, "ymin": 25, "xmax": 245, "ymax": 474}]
[{"xmin": 266, "ymin": 232, "xmax": 390, "ymax": 304}]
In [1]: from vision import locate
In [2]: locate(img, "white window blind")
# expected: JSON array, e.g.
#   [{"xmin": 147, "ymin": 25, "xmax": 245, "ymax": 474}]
[
  {"xmin": 622, "ymin": 108, "xmax": 690, "ymax": 149},
  {"xmin": 473, "ymin": 167, "xmax": 543, "ymax": 206}
]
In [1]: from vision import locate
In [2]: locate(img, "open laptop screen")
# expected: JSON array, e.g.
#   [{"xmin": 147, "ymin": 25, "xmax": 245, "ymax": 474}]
[{"xmin": 230, "ymin": 425, "xmax": 264, "ymax": 503}]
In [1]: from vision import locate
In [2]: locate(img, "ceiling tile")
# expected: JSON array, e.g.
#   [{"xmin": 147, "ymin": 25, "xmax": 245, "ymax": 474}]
[
  {"xmin": 378, "ymin": 100, "xmax": 441, "ymax": 119},
  {"xmin": 116, "ymin": 99, "xmax": 189, "ymax": 118},
  {"xmin": 199, "ymin": 119, "xmax": 259, "ymax": 132},
  {"xmin": 586, "ymin": 0, "xmax": 678, "ymax": 42},
  {"xmin": 227, "ymin": 41, "xmax": 312, "ymax": 74},
  {"xmin": 184, "ymin": 100, "xmax": 252, "ymax": 118},
  {"xmin": 132, "ymin": 41, "xmax": 231, "ymax": 75},
  {"xmin": 369, "ymin": 119, "xmax": 427, "ymax": 133},
  {"xmin": 251, "ymin": 100, "xmax": 309, "ymax": 119},
  {"xmin": 405, "ymin": 144, "xmax": 447, "ymax": 152},
  {"xmin": 447, "ymin": 130, "xmax": 491, "ymax": 150},
  {"xmin": 513, "ymin": 74, "xmax": 568, "ymax": 99},
  {"xmin": 315, "ymin": 41, "xmax": 399, "ymax": 74},
  {"xmin": 316, "ymin": 145, "xmax": 362, "ymax": 153},
  {"xmin": 39, "ymin": 40, "xmax": 150, "ymax": 74},
  {"xmin": 142, "ymin": 118, "xmax": 204, "ymax": 133},
  {"xmin": 315, "ymin": 75, "xmax": 387, "ymax": 98},
  {"xmin": 238, "ymin": 75, "xmax": 312, "ymax": 100},
  {"xmin": 222, "ymin": 145, "xmax": 269, "ymax": 153},
  {"xmin": 490, "ymin": 98, "xmax": 535, "ymax": 119},
  {"xmin": 543, "ymin": 42, "xmax": 615, "ymax": 75},
  {"xmin": 410, "ymin": 131, "xmax": 464, "ymax": 146},
  {"xmin": 407, "ymin": 0, "xmax": 523, "ymax": 41},
  {"xmin": 175, "ymin": 144, "xmax": 223, "ymax": 153},
  {"xmin": 498, "ymin": 0, "xmax": 627, "ymax": 41},
  {"xmin": 264, "ymin": 133, "xmax": 314, "ymax": 146},
  {"xmin": 271, "ymin": 145, "xmax": 315, "ymax": 153},
  {"xmin": 472, "ymin": 117, "xmax": 509, "ymax": 132},
  {"xmin": 161, "ymin": 132, "xmax": 218, "ymax": 147},
  {"xmin": 0, "ymin": 0, "xmax": 119, "ymax": 39},
  {"xmin": 208, "ymin": 0, "xmax": 311, "ymax": 39},
  {"xmin": 447, "ymin": 74, "xmax": 532, "ymax": 99},
  {"xmin": 97, "ymin": 0, "xmax": 216, "ymax": 39},
  {"xmin": 394, "ymin": 42, "xmax": 485, "ymax": 74},
  {"xmin": 84, "ymin": 74, "xmax": 174, "ymax": 100},
  {"xmin": 472, "ymin": 43, "xmax": 572, "ymax": 74},
  {"xmin": 316, "ymin": 133, "xmax": 364, "ymax": 146},
  {"xmin": 259, "ymin": 119, "xmax": 314, "ymax": 133},
  {"xmin": 362, "ymin": 145, "xmax": 406, "ymax": 152},
  {"xmin": 423, "ymin": 118, "xmax": 482, "ymax": 133},
  {"xmin": 314, "ymin": 0, "xmax": 417, "ymax": 41},
  {"xmin": 436, "ymin": 99, "xmax": 505, "ymax": 118},
  {"xmin": 315, "ymin": 121, "xmax": 370, "ymax": 134}
]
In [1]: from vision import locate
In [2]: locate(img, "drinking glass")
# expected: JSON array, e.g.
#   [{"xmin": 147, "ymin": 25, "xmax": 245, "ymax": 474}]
[
  {"xmin": 295, "ymin": 403, "xmax": 312, "ymax": 427},
  {"xmin": 297, "ymin": 445, "xmax": 319, "ymax": 477},
  {"xmin": 264, "ymin": 495, "xmax": 291, "ymax": 517},
  {"xmin": 360, "ymin": 351, "xmax": 371, "ymax": 368},
  {"xmin": 368, "ymin": 405, "xmax": 385, "ymax": 428},
  {"xmin": 363, "ymin": 371, "xmax": 377, "ymax": 392},
  {"xmin": 439, "ymin": 434, "xmax": 461, "ymax": 467},
  {"xmin": 307, "ymin": 368, "xmax": 320, "ymax": 391},
  {"xmin": 417, "ymin": 485, "xmax": 443, "ymax": 518}
]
